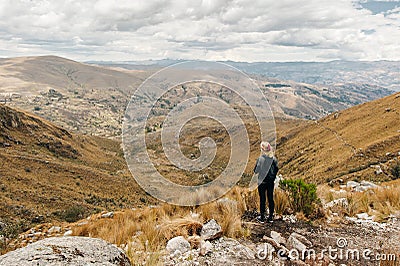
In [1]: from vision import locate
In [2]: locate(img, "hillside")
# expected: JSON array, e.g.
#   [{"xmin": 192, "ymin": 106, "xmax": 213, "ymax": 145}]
[
  {"xmin": 0, "ymin": 56, "xmax": 147, "ymax": 137},
  {"xmin": 0, "ymin": 104, "xmax": 154, "ymax": 230},
  {"xmin": 0, "ymin": 56, "xmax": 393, "ymax": 137},
  {"xmin": 276, "ymin": 91, "xmax": 400, "ymax": 184}
]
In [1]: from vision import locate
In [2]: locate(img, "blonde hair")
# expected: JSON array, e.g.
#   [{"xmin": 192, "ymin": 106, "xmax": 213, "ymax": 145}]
[{"xmin": 260, "ymin": 141, "xmax": 274, "ymax": 157}]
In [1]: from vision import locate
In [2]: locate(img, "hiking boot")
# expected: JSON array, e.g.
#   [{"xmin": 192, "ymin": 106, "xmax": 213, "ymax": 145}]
[{"xmin": 256, "ymin": 215, "xmax": 265, "ymax": 224}]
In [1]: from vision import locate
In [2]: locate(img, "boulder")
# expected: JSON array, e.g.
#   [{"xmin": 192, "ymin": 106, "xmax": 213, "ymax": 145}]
[
  {"xmin": 166, "ymin": 236, "xmax": 190, "ymax": 254},
  {"xmin": 0, "ymin": 236, "xmax": 131, "ymax": 266},
  {"xmin": 200, "ymin": 219, "xmax": 222, "ymax": 240}
]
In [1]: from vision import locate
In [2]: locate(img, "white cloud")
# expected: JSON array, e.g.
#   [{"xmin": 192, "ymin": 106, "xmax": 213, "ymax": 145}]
[{"xmin": 0, "ymin": 0, "xmax": 399, "ymax": 61}]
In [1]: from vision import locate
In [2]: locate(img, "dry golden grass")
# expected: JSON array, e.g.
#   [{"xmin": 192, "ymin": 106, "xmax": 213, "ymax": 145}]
[
  {"xmin": 70, "ymin": 186, "xmax": 261, "ymax": 264},
  {"xmin": 274, "ymin": 189, "xmax": 290, "ymax": 215},
  {"xmin": 321, "ymin": 180, "xmax": 400, "ymax": 222}
]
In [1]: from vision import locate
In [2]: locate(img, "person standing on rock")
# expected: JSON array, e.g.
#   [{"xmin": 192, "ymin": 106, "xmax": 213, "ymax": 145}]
[{"xmin": 253, "ymin": 141, "xmax": 279, "ymax": 223}]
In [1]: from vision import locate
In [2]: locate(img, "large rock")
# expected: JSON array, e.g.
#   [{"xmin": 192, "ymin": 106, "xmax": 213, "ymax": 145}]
[
  {"xmin": 166, "ymin": 236, "xmax": 190, "ymax": 255},
  {"xmin": 200, "ymin": 219, "xmax": 222, "ymax": 240},
  {"xmin": 0, "ymin": 236, "xmax": 131, "ymax": 266}
]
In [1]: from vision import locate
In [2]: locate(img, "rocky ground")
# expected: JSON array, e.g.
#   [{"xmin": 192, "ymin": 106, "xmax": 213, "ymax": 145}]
[
  {"xmin": 163, "ymin": 212, "xmax": 400, "ymax": 266},
  {"xmin": 1, "ymin": 209, "xmax": 399, "ymax": 265}
]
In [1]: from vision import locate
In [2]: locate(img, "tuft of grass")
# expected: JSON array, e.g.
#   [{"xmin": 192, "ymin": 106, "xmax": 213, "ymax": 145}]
[{"xmin": 274, "ymin": 189, "xmax": 290, "ymax": 215}]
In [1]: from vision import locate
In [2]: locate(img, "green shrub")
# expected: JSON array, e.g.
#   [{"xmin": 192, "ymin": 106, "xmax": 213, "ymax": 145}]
[
  {"xmin": 58, "ymin": 205, "xmax": 87, "ymax": 223},
  {"xmin": 390, "ymin": 162, "xmax": 400, "ymax": 179},
  {"xmin": 280, "ymin": 178, "xmax": 319, "ymax": 217}
]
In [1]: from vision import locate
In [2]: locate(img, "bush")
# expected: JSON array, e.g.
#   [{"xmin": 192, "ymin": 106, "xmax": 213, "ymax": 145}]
[
  {"xmin": 280, "ymin": 178, "xmax": 320, "ymax": 217},
  {"xmin": 390, "ymin": 162, "xmax": 400, "ymax": 179},
  {"xmin": 55, "ymin": 205, "xmax": 87, "ymax": 223}
]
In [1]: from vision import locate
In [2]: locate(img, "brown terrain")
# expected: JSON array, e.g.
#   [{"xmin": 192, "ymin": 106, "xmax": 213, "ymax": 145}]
[
  {"xmin": 0, "ymin": 56, "xmax": 399, "ymax": 265},
  {"xmin": 276, "ymin": 92, "xmax": 400, "ymax": 184},
  {"xmin": 0, "ymin": 104, "xmax": 155, "ymax": 233},
  {"xmin": 0, "ymin": 56, "xmax": 392, "ymax": 138}
]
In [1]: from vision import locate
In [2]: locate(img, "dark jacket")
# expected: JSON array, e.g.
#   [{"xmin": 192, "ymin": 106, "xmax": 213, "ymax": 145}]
[{"xmin": 254, "ymin": 155, "xmax": 279, "ymax": 184}]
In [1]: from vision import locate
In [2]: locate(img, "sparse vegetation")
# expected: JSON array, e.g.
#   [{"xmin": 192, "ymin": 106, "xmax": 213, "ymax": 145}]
[{"xmin": 390, "ymin": 162, "xmax": 400, "ymax": 179}]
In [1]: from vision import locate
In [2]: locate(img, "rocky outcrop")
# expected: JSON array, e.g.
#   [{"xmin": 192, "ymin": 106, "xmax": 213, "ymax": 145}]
[
  {"xmin": 0, "ymin": 236, "xmax": 131, "ymax": 266},
  {"xmin": 200, "ymin": 219, "xmax": 223, "ymax": 241}
]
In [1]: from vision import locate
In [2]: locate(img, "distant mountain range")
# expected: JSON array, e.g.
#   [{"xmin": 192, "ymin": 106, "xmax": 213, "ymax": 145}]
[
  {"xmin": 90, "ymin": 60, "xmax": 400, "ymax": 92},
  {"xmin": 0, "ymin": 56, "xmax": 395, "ymax": 137}
]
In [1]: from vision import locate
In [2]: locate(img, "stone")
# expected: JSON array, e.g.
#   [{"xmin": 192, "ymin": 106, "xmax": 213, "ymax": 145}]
[
  {"xmin": 0, "ymin": 236, "xmax": 131, "ymax": 266},
  {"xmin": 375, "ymin": 168, "xmax": 383, "ymax": 175},
  {"xmin": 355, "ymin": 186, "xmax": 368, "ymax": 192},
  {"xmin": 200, "ymin": 219, "xmax": 223, "ymax": 240},
  {"xmin": 360, "ymin": 180, "xmax": 379, "ymax": 189},
  {"xmin": 64, "ymin": 230, "xmax": 73, "ymax": 236},
  {"xmin": 356, "ymin": 213, "xmax": 373, "ymax": 220},
  {"xmin": 270, "ymin": 231, "xmax": 286, "ymax": 245},
  {"xmin": 231, "ymin": 242, "xmax": 255, "ymax": 260},
  {"xmin": 48, "ymin": 226, "xmax": 61, "ymax": 234},
  {"xmin": 199, "ymin": 240, "xmax": 213, "ymax": 256},
  {"xmin": 324, "ymin": 198, "xmax": 348, "ymax": 209},
  {"xmin": 347, "ymin": 181, "xmax": 360, "ymax": 188},
  {"xmin": 290, "ymin": 233, "xmax": 312, "ymax": 247},
  {"xmin": 262, "ymin": 236, "xmax": 283, "ymax": 251},
  {"xmin": 287, "ymin": 235, "xmax": 307, "ymax": 252},
  {"xmin": 166, "ymin": 236, "xmax": 190, "ymax": 254},
  {"xmin": 101, "ymin": 212, "xmax": 114, "ymax": 219}
]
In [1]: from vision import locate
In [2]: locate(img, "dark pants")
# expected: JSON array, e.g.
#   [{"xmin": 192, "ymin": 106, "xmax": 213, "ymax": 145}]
[{"xmin": 258, "ymin": 179, "xmax": 275, "ymax": 219}]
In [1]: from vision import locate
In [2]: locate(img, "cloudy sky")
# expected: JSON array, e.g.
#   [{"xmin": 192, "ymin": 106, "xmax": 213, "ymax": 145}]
[{"xmin": 0, "ymin": 0, "xmax": 399, "ymax": 62}]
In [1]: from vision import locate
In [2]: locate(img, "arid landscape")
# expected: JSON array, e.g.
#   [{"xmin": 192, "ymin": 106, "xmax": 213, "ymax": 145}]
[{"xmin": 0, "ymin": 55, "xmax": 399, "ymax": 265}]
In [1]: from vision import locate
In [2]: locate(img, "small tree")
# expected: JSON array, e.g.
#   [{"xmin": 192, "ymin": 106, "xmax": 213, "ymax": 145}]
[{"xmin": 280, "ymin": 178, "xmax": 319, "ymax": 217}]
